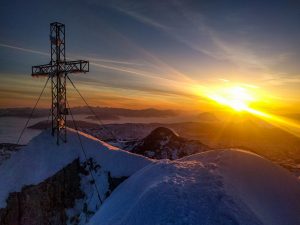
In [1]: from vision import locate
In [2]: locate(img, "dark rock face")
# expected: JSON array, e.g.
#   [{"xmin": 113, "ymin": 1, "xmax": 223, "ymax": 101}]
[
  {"xmin": 0, "ymin": 143, "xmax": 23, "ymax": 165},
  {"xmin": 131, "ymin": 127, "xmax": 210, "ymax": 160},
  {"xmin": 106, "ymin": 172, "xmax": 127, "ymax": 198},
  {"xmin": 0, "ymin": 157, "xmax": 129, "ymax": 225},
  {"xmin": 0, "ymin": 159, "xmax": 84, "ymax": 225},
  {"xmin": 196, "ymin": 112, "xmax": 219, "ymax": 122}
]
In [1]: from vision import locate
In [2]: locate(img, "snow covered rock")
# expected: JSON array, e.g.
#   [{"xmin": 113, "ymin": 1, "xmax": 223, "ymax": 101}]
[
  {"xmin": 130, "ymin": 127, "xmax": 210, "ymax": 160},
  {"xmin": 1, "ymin": 128, "xmax": 300, "ymax": 225},
  {"xmin": 88, "ymin": 149, "xmax": 300, "ymax": 225},
  {"xmin": 0, "ymin": 128, "xmax": 153, "ymax": 224},
  {"xmin": 0, "ymin": 158, "xmax": 84, "ymax": 225},
  {"xmin": 0, "ymin": 143, "xmax": 23, "ymax": 165}
]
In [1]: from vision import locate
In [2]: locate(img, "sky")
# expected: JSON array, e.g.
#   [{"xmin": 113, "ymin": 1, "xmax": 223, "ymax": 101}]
[{"xmin": 0, "ymin": 0, "xmax": 300, "ymax": 114}]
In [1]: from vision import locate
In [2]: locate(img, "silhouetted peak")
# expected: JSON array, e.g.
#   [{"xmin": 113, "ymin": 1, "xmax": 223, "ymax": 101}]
[{"xmin": 145, "ymin": 127, "xmax": 179, "ymax": 140}]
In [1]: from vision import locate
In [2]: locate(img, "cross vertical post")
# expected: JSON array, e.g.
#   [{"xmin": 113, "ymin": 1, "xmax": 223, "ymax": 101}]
[
  {"xmin": 32, "ymin": 22, "xmax": 89, "ymax": 145},
  {"xmin": 50, "ymin": 22, "xmax": 67, "ymax": 144}
]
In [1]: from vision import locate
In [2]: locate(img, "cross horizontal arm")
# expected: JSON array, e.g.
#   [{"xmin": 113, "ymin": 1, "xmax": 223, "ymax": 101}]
[{"xmin": 32, "ymin": 60, "xmax": 89, "ymax": 77}]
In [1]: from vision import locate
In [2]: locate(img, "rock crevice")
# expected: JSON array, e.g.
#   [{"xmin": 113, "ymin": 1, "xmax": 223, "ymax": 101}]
[{"xmin": 0, "ymin": 159, "xmax": 83, "ymax": 225}]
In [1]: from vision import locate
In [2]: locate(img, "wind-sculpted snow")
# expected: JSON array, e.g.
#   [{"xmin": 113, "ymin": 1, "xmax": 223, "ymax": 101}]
[
  {"xmin": 88, "ymin": 149, "xmax": 300, "ymax": 225},
  {"xmin": 183, "ymin": 149, "xmax": 300, "ymax": 225},
  {"xmin": 0, "ymin": 128, "xmax": 153, "ymax": 208}
]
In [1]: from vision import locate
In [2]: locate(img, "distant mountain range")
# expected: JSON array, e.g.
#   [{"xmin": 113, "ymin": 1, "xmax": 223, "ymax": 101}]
[
  {"xmin": 28, "ymin": 116, "xmax": 300, "ymax": 163},
  {"xmin": 0, "ymin": 107, "xmax": 178, "ymax": 120},
  {"xmin": 195, "ymin": 112, "xmax": 219, "ymax": 122},
  {"xmin": 283, "ymin": 113, "xmax": 300, "ymax": 121},
  {"xmin": 26, "ymin": 111, "xmax": 300, "ymax": 177},
  {"xmin": 115, "ymin": 124, "xmax": 300, "ymax": 177},
  {"xmin": 28, "ymin": 120, "xmax": 99, "ymax": 130}
]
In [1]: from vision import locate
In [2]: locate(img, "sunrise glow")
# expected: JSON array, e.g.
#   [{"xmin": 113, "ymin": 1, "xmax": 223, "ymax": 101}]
[
  {"xmin": 206, "ymin": 86, "xmax": 255, "ymax": 112},
  {"xmin": 204, "ymin": 84, "xmax": 300, "ymax": 137}
]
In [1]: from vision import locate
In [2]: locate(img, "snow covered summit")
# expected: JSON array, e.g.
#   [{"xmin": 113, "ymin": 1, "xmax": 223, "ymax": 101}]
[
  {"xmin": 88, "ymin": 149, "xmax": 300, "ymax": 225},
  {"xmin": 0, "ymin": 128, "xmax": 153, "ymax": 209},
  {"xmin": 1, "ymin": 128, "xmax": 300, "ymax": 225}
]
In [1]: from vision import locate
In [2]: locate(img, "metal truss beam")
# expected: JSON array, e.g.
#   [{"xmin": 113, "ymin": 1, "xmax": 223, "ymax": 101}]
[{"xmin": 31, "ymin": 22, "xmax": 89, "ymax": 145}]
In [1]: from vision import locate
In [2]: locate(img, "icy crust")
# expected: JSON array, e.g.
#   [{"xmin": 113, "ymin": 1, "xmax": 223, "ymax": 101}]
[
  {"xmin": 0, "ymin": 128, "xmax": 153, "ymax": 208},
  {"xmin": 88, "ymin": 149, "xmax": 300, "ymax": 225}
]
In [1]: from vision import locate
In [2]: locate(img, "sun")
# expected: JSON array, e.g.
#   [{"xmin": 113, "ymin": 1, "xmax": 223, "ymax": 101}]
[
  {"xmin": 207, "ymin": 86, "xmax": 254, "ymax": 112},
  {"xmin": 199, "ymin": 83, "xmax": 300, "ymax": 137}
]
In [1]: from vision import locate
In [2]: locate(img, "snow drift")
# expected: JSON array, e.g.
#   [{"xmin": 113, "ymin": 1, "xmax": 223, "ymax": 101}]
[
  {"xmin": 1, "ymin": 128, "xmax": 300, "ymax": 225},
  {"xmin": 0, "ymin": 128, "xmax": 153, "ymax": 208},
  {"xmin": 88, "ymin": 149, "xmax": 300, "ymax": 225}
]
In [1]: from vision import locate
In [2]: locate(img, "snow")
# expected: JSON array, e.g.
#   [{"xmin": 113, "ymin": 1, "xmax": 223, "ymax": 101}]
[
  {"xmin": 183, "ymin": 149, "xmax": 300, "ymax": 225},
  {"xmin": 88, "ymin": 149, "xmax": 300, "ymax": 225},
  {"xmin": 0, "ymin": 128, "xmax": 153, "ymax": 208},
  {"xmin": 2, "ymin": 128, "xmax": 300, "ymax": 225}
]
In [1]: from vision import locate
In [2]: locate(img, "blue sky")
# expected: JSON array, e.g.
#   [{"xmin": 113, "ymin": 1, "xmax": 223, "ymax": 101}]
[{"xmin": 0, "ymin": 0, "xmax": 300, "ymax": 112}]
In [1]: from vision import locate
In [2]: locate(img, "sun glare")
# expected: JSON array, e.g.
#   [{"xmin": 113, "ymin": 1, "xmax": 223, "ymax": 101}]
[
  {"xmin": 207, "ymin": 86, "xmax": 254, "ymax": 112},
  {"xmin": 203, "ymin": 83, "xmax": 300, "ymax": 137}
]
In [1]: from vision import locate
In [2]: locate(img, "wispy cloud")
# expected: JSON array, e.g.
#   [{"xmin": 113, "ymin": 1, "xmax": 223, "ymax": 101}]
[
  {"xmin": 115, "ymin": 6, "xmax": 170, "ymax": 30},
  {"xmin": 111, "ymin": 1, "xmax": 295, "ymax": 80},
  {"xmin": 0, "ymin": 42, "xmax": 203, "ymax": 106},
  {"xmin": 0, "ymin": 43, "xmax": 49, "ymax": 56}
]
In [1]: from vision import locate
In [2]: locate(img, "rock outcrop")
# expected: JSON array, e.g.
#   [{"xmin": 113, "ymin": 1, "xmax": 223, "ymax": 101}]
[
  {"xmin": 0, "ymin": 143, "xmax": 23, "ymax": 165},
  {"xmin": 0, "ymin": 159, "xmax": 83, "ymax": 225},
  {"xmin": 131, "ymin": 127, "xmax": 210, "ymax": 160},
  {"xmin": 0, "ymin": 158, "xmax": 128, "ymax": 225}
]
